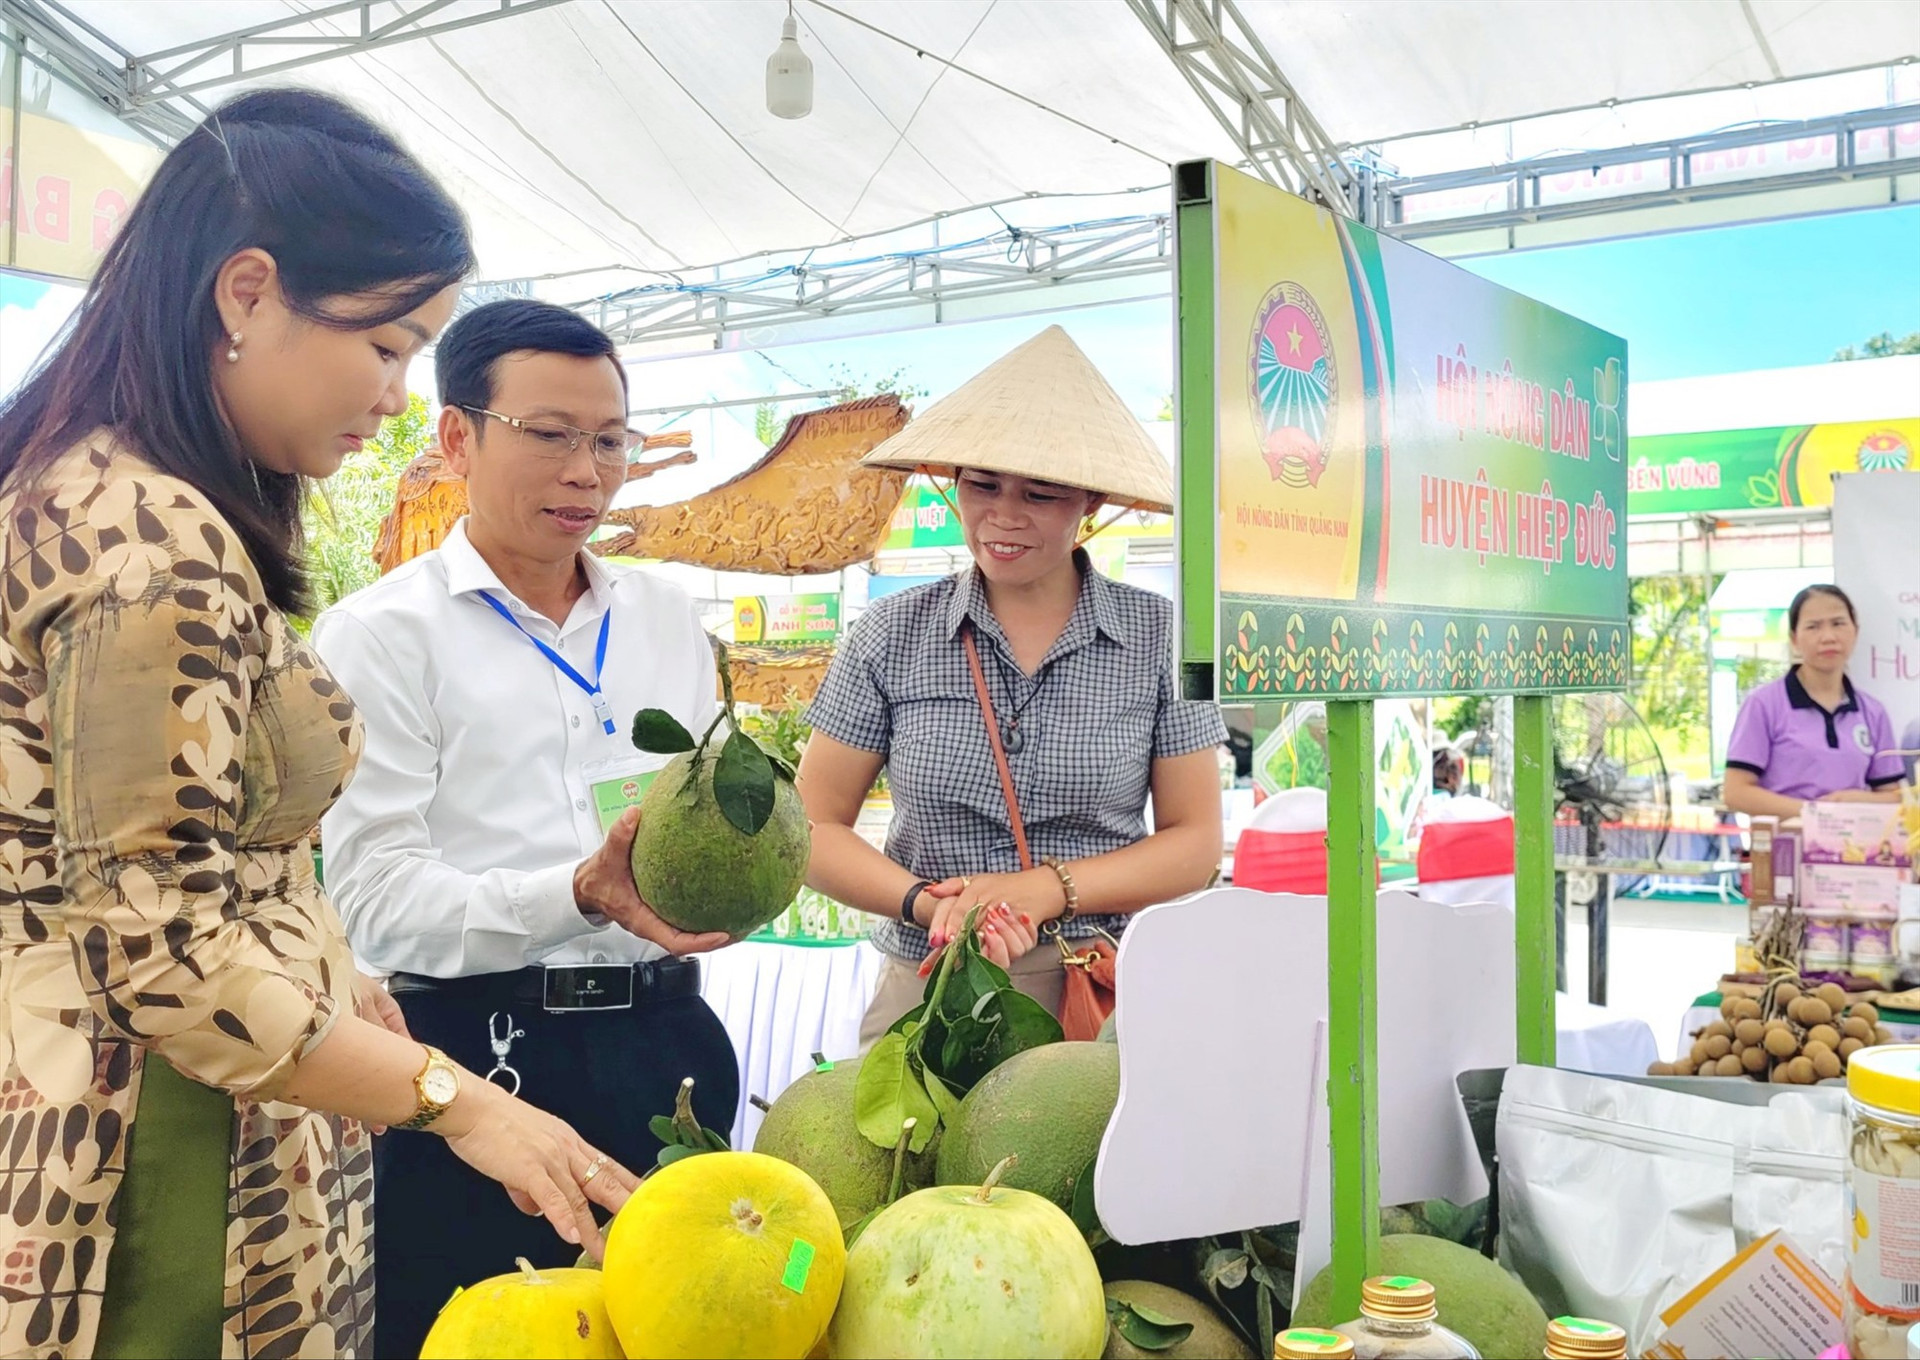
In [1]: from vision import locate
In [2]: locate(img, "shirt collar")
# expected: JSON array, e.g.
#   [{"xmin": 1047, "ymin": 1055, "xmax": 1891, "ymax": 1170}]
[
  {"xmin": 440, "ymin": 518, "xmax": 616, "ymax": 618},
  {"xmin": 1785, "ymin": 666, "xmax": 1859, "ymax": 716},
  {"xmin": 942, "ymin": 548, "xmax": 1132, "ymax": 651}
]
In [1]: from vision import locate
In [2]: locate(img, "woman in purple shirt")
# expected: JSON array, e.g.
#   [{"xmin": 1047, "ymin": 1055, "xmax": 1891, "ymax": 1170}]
[{"xmin": 1724, "ymin": 584, "xmax": 1905, "ymax": 819}]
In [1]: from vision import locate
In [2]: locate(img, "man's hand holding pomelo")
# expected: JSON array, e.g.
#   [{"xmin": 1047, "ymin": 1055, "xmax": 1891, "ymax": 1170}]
[{"xmin": 573, "ymin": 807, "xmax": 731, "ymax": 955}]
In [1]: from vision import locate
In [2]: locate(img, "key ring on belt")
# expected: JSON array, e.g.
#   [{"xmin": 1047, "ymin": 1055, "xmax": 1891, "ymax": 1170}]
[{"xmin": 486, "ymin": 1012, "xmax": 526, "ymax": 1096}]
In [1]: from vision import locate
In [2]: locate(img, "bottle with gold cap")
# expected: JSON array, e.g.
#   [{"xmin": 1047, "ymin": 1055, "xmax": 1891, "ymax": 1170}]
[
  {"xmin": 1543, "ymin": 1316, "xmax": 1628, "ymax": 1360},
  {"xmin": 1276, "ymin": 1328, "xmax": 1356, "ymax": 1359},
  {"xmin": 1330, "ymin": 1276, "xmax": 1481, "ymax": 1358}
]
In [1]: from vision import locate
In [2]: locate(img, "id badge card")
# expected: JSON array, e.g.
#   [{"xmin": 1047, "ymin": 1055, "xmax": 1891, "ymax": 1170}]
[{"xmin": 580, "ymin": 752, "xmax": 665, "ymax": 836}]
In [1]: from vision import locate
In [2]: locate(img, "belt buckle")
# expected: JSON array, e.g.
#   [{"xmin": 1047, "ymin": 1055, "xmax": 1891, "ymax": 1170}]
[{"xmin": 542, "ymin": 964, "xmax": 635, "ymax": 1012}]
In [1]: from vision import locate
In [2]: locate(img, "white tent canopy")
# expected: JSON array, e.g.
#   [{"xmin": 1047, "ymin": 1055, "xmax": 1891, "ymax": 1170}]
[{"xmin": 32, "ymin": 0, "xmax": 1920, "ymax": 287}]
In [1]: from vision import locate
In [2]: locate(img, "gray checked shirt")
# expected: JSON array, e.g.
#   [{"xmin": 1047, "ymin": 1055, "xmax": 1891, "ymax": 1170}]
[{"xmin": 807, "ymin": 553, "xmax": 1228, "ymax": 962}]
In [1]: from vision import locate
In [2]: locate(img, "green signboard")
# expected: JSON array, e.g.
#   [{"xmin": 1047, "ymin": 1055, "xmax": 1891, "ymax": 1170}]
[
  {"xmin": 1196, "ymin": 163, "xmax": 1629, "ymax": 699},
  {"xmin": 1627, "ymin": 418, "xmax": 1920, "ymax": 516},
  {"xmin": 880, "ymin": 481, "xmax": 964, "ymax": 550},
  {"xmin": 734, "ymin": 593, "xmax": 841, "ymax": 645}
]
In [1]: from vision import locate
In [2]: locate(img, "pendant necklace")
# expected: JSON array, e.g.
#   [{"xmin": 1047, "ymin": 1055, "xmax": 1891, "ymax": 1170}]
[{"xmin": 991, "ymin": 645, "xmax": 1050, "ymax": 754}]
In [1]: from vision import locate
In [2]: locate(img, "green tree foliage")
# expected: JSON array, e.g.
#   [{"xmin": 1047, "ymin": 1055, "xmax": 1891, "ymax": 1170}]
[
  {"xmin": 297, "ymin": 393, "xmax": 433, "ymax": 629},
  {"xmin": 1629, "ymin": 574, "xmax": 1710, "ymax": 733},
  {"xmin": 1833, "ymin": 331, "xmax": 1920, "ymax": 361},
  {"xmin": 826, "ymin": 363, "xmax": 928, "ymax": 402}
]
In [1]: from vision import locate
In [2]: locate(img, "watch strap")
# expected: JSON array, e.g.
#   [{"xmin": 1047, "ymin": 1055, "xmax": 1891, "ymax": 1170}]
[
  {"xmin": 901, "ymin": 880, "xmax": 934, "ymax": 927},
  {"xmin": 398, "ymin": 1044, "xmax": 457, "ymax": 1132}
]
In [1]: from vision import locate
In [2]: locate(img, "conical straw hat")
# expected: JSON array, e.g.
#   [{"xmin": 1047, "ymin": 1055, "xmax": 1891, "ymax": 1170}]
[{"xmin": 859, "ymin": 325, "xmax": 1175, "ymax": 514}]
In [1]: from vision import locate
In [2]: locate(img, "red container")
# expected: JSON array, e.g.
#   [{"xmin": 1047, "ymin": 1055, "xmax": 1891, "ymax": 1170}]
[{"xmin": 1416, "ymin": 817, "xmax": 1516, "ymax": 883}]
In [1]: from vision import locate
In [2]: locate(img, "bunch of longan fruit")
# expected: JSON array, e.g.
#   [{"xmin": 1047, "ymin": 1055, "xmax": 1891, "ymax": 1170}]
[{"xmin": 1648, "ymin": 980, "xmax": 1895, "ymax": 1083}]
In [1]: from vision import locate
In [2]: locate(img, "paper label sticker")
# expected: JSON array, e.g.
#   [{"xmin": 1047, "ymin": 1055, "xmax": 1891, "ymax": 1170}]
[
  {"xmin": 782, "ymin": 1239, "xmax": 816, "ymax": 1294},
  {"xmin": 589, "ymin": 769, "xmax": 658, "ymax": 835},
  {"xmin": 1383, "ymin": 1276, "xmax": 1421, "ymax": 1290},
  {"xmin": 814, "ymin": 1057, "xmax": 834, "ymax": 1073}
]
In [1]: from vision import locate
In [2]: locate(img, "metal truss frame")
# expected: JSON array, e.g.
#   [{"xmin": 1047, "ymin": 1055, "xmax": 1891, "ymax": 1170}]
[
  {"xmin": 0, "ymin": 0, "xmax": 571, "ymax": 142},
  {"xmin": 1124, "ymin": 0, "xmax": 1361, "ymax": 218},
  {"xmin": 1378, "ymin": 105, "xmax": 1920, "ymax": 240},
  {"xmin": 581, "ymin": 212, "xmax": 1176, "ymax": 349}
]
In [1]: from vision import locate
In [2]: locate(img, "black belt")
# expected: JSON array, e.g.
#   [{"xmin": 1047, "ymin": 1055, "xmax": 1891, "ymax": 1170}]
[{"xmin": 387, "ymin": 958, "xmax": 702, "ymax": 1013}]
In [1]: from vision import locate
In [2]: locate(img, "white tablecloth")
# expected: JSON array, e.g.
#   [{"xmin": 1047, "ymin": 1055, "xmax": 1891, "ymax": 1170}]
[
  {"xmin": 701, "ymin": 940, "xmax": 1665, "ymax": 1146},
  {"xmin": 701, "ymin": 940, "xmax": 887, "ymax": 1149},
  {"xmin": 1555, "ymin": 992, "xmax": 1660, "ymax": 1076}
]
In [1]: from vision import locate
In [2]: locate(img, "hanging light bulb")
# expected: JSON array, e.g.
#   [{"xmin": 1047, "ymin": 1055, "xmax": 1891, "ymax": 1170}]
[{"xmin": 766, "ymin": 3, "xmax": 813, "ymax": 119}]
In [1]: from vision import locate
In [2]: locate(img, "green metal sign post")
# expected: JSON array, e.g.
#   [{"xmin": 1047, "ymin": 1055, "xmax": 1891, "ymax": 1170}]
[{"xmin": 1173, "ymin": 159, "xmax": 1624, "ymax": 1323}]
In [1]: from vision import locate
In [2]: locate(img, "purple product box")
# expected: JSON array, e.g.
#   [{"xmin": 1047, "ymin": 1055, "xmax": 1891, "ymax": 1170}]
[
  {"xmin": 1798, "ymin": 861, "xmax": 1904, "ymax": 921},
  {"xmin": 1799, "ymin": 801, "xmax": 1910, "ymax": 867}
]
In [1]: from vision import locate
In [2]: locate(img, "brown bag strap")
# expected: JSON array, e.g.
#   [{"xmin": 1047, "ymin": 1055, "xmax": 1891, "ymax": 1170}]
[{"xmin": 961, "ymin": 625, "xmax": 1033, "ymax": 873}]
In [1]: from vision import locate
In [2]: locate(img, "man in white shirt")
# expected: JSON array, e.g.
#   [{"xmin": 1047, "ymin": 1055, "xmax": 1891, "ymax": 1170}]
[{"xmin": 314, "ymin": 300, "xmax": 737, "ymax": 1357}]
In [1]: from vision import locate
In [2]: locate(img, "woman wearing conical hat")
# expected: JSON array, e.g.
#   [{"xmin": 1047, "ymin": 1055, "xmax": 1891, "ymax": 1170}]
[{"xmin": 799, "ymin": 327, "xmax": 1229, "ymax": 1043}]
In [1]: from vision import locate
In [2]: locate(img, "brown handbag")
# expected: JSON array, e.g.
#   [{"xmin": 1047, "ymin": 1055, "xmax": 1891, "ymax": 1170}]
[{"xmin": 960, "ymin": 626, "xmax": 1117, "ymax": 1042}]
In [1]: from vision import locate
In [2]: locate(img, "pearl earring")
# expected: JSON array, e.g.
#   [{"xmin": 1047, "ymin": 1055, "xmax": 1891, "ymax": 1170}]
[{"xmin": 226, "ymin": 331, "xmax": 243, "ymax": 363}]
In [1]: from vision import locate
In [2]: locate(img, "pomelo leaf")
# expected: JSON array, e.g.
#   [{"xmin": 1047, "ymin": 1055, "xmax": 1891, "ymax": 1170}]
[
  {"xmin": 647, "ymin": 1115, "xmax": 677, "ymax": 1144},
  {"xmin": 713, "ymin": 729, "xmax": 776, "ymax": 835},
  {"xmin": 854, "ymin": 1032, "xmax": 938, "ymax": 1154},
  {"xmin": 924, "ymin": 1070, "xmax": 963, "ymax": 1123},
  {"xmin": 632, "ymin": 708, "xmax": 695, "ymax": 754},
  {"xmin": 977, "ymin": 987, "xmax": 1063, "ymax": 1068},
  {"xmin": 1106, "ymin": 1299, "xmax": 1194, "ymax": 1351},
  {"xmin": 1070, "ymin": 1154, "xmax": 1109, "ymax": 1249},
  {"xmin": 768, "ymin": 753, "xmax": 797, "ymax": 783},
  {"xmin": 887, "ymin": 1003, "xmax": 927, "ymax": 1039},
  {"xmin": 656, "ymin": 1144, "xmax": 700, "ymax": 1168}
]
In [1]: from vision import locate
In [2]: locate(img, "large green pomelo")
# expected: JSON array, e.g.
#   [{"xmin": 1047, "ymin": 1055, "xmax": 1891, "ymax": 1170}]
[
  {"xmin": 630, "ymin": 748, "xmax": 809, "ymax": 937},
  {"xmin": 827, "ymin": 1179, "xmax": 1106, "ymax": 1359},
  {"xmin": 1293, "ymin": 1235, "xmax": 1549, "ymax": 1360},
  {"xmin": 750, "ymin": 1059, "xmax": 937, "ymax": 1229},
  {"xmin": 936, "ymin": 1042, "xmax": 1118, "ymax": 1212},
  {"xmin": 1102, "ymin": 1280, "xmax": 1254, "ymax": 1360}
]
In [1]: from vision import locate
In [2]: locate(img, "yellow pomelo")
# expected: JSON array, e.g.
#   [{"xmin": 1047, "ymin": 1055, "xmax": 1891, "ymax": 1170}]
[
  {"xmin": 419, "ymin": 1258, "xmax": 622, "ymax": 1359},
  {"xmin": 603, "ymin": 1151, "xmax": 844, "ymax": 1359}
]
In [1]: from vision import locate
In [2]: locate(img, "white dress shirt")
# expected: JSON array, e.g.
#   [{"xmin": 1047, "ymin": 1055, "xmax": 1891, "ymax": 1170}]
[{"xmin": 313, "ymin": 520, "xmax": 718, "ymax": 978}]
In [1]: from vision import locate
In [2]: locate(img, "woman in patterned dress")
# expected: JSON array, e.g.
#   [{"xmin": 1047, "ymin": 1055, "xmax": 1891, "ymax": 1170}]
[{"xmin": 0, "ymin": 91, "xmax": 638, "ymax": 1358}]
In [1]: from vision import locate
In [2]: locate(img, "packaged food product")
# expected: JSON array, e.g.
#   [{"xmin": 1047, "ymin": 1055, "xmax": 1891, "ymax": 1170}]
[
  {"xmin": 1804, "ymin": 802, "xmax": 1911, "ymax": 868},
  {"xmin": 1845, "ymin": 1046, "xmax": 1920, "ymax": 1359},
  {"xmin": 1805, "ymin": 949, "xmax": 1851, "ymax": 976},
  {"xmin": 1805, "ymin": 915, "xmax": 1852, "ymax": 956},
  {"xmin": 1331, "ymin": 1277, "xmax": 1481, "ymax": 1359},
  {"xmin": 1802, "ymin": 864, "xmax": 1905, "ymax": 921},
  {"xmin": 1543, "ymin": 1316, "xmax": 1627, "ymax": 1359},
  {"xmin": 1856, "ymin": 919, "xmax": 1897, "ymax": 962}
]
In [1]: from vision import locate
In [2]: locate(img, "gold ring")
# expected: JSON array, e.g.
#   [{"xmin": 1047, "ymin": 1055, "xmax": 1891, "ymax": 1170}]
[{"xmin": 582, "ymin": 1154, "xmax": 609, "ymax": 1185}]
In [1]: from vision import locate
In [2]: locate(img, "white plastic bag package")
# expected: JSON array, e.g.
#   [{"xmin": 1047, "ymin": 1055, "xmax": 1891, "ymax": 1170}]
[
  {"xmin": 1737, "ymin": 1090, "xmax": 1850, "ymax": 1285},
  {"xmin": 1497, "ymin": 1066, "xmax": 1847, "ymax": 1356}
]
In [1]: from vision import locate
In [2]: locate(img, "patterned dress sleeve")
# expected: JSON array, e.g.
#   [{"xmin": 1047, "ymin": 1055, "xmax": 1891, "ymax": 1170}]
[{"xmin": 16, "ymin": 476, "xmax": 339, "ymax": 1099}]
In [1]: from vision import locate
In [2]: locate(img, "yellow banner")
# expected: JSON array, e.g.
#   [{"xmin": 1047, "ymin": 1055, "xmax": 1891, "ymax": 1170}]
[{"xmin": 2, "ymin": 105, "xmax": 162, "ymax": 281}]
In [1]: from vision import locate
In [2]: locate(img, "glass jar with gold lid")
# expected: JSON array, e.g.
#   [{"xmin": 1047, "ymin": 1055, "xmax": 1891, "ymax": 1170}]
[
  {"xmin": 1330, "ymin": 1276, "xmax": 1481, "ymax": 1359},
  {"xmin": 1543, "ymin": 1316, "xmax": 1627, "ymax": 1360},
  {"xmin": 1847, "ymin": 1045, "xmax": 1920, "ymax": 1360},
  {"xmin": 1275, "ymin": 1327, "xmax": 1355, "ymax": 1359}
]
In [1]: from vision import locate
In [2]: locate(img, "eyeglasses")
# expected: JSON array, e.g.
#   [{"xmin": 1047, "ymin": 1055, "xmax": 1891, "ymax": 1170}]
[{"xmin": 463, "ymin": 407, "xmax": 643, "ymax": 469}]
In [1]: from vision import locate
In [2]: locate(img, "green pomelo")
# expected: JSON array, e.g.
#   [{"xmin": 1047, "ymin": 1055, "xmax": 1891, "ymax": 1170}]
[
  {"xmin": 1102, "ymin": 1280, "xmax": 1254, "ymax": 1360},
  {"xmin": 936, "ymin": 1042, "xmax": 1118, "ymax": 1211},
  {"xmin": 751, "ymin": 1060, "xmax": 937, "ymax": 1229},
  {"xmin": 630, "ymin": 748, "xmax": 809, "ymax": 937},
  {"xmin": 1293, "ymin": 1235, "xmax": 1549, "ymax": 1360},
  {"xmin": 1096, "ymin": 1013, "xmax": 1117, "ymax": 1044},
  {"xmin": 828, "ymin": 1179, "xmax": 1106, "ymax": 1359}
]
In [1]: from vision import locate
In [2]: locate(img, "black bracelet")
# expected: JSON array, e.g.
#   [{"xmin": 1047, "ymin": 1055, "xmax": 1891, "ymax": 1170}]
[{"xmin": 901, "ymin": 880, "xmax": 934, "ymax": 926}]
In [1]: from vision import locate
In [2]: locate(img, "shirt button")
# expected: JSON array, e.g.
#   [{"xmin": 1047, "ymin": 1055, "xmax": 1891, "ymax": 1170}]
[
  {"xmin": 571, "ymin": 715, "xmax": 581, "ymax": 728},
  {"xmin": 575, "ymin": 798, "xmax": 588, "ymax": 811}
]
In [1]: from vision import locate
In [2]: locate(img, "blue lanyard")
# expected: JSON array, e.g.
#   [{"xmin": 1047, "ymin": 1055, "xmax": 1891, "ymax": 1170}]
[{"xmin": 479, "ymin": 592, "xmax": 616, "ymax": 735}]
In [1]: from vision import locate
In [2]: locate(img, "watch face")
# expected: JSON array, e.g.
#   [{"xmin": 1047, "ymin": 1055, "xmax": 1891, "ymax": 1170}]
[{"xmin": 422, "ymin": 1066, "xmax": 460, "ymax": 1105}]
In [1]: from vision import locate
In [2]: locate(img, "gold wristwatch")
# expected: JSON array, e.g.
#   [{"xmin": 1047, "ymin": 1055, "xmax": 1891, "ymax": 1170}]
[{"xmin": 399, "ymin": 1045, "xmax": 461, "ymax": 1131}]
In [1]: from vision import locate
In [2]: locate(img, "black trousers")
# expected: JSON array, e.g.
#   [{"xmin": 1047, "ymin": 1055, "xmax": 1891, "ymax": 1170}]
[{"xmin": 371, "ymin": 987, "xmax": 739, "ymax": 1359}]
